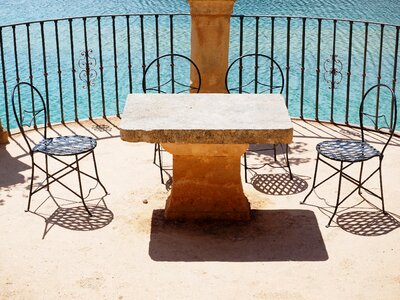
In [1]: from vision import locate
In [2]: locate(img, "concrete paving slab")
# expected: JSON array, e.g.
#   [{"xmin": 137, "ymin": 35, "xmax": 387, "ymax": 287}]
[{"xmin": 1, "ymin": 117, "xmax": 400, "ymax": 299}]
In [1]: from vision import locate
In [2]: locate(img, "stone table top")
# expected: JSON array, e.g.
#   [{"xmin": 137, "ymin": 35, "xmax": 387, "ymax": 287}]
[{"xmin": 120, "ymin": 93, "xmax": 293, "ymax": 144}]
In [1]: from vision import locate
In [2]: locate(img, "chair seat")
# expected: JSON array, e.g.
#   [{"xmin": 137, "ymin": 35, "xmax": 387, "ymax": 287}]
[
  {"xmin": 33, "ymin": 135, "xmax": 97, "ymax": 156},
  {"xmin": 316, "ymin": 140, "xmax": 380, "ymax": 162}
]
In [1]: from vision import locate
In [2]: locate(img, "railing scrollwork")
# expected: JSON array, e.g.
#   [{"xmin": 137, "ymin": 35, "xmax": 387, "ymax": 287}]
[
  {"xmin": 324, "ymin": 54, "xmax": 343, "ymax": 89},
  {"xmin": 78, "ymin": 49, "xmax": 97, "ymax": 89}
]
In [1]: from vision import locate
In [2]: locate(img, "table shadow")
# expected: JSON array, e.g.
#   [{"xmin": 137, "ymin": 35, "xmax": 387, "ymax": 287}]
[{"xmin": 149, "ymin": 209, "xmax": 328, "ymax": 262}]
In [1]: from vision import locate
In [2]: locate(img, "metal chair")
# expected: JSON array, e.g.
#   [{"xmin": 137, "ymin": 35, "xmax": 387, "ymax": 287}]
[
  {"xmin": 142, "ymin": 53, "xmax": 202, "ymax": 184},
  {"xmin": 11, "ymin": 82, "xmax": 108, "ymax": 216},
  {"xmin": 301, "ymin": 84, "xmax": 397, "ymax": 227},
  {"xmin": 225, "ymin": 53, "xmax": 292, "ymax": 183}
]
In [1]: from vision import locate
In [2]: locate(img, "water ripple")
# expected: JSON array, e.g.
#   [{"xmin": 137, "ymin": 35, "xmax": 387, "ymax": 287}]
[{"xmin": 1, "ymin": 0, "xmax": 399, "ymax": 26}]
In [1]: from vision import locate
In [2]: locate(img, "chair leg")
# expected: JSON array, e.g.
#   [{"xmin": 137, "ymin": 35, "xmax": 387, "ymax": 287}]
[
  {"xmin": 91, "ymin": 151, "xmax": 108, "ymax": 195},
  {"xmin": 244, "ymin": 152, "xmax": 248, "ymax": 183},
  {"xmin": 301, "ymin": 153, "xmax": 320, "ymax": 204},
  {"xmin": 378, "ymin": 159, "xmax": 385, "ymax": 213},
  {"xmin": 153, "ymin": 143, "xmax": 158, "ymax": 165},
  {"xmin": 273, "ymin": 144, "xmax": 277, "ymax": 161},
  {"xmin": 75, "ymin": 154, "xmax": 92, "ymax": 217},
  {"xmin": 45, "ymin": 154, "xmax": 50, "ymax": 191},
  {"xmin": 158, "ymin": 144, "xmax": 164, "ymax": 184},
  {"xmin": 284, "ymin": 144, "xmax": 293, "ymax": 180},
  {"xmin": 358, "ymin": 161, "xmax": 364, "ymax": 195},
  {"xmin": 327, "ymin": 161, "xmax": 344, "ymax": 227},
  {"xmin": 26, "ymin": 155, "xmax": 35, "ymax": 212}
]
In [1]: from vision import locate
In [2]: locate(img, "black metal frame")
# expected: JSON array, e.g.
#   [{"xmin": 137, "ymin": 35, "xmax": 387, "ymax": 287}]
[
  {"xmin": 225, "ymin": 53, "xmax": 292, "ymax": 183},
  {"xmin": 11, "ymin": 82, "xmax": 107, "ymax": 216},
  {"xmin": 301, "ymin": 84, "xmax": 397, "ymax": 227},
  {"xmin": 142, "ymin": 53, "xmax": 201, "ymax": 184}
]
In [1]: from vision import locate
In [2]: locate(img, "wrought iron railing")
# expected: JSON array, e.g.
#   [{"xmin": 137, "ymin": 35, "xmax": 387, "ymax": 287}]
[
  {"xmin": 0, "ymin": 13, "xmax": 191, "ymax": 132},
  {"xmin": 230, "ymin": 15, "xmax": 399, "ymax": 131},
  {"xmin": 0, "ymin": 13, "xmax": 399, "ymax": 134}
]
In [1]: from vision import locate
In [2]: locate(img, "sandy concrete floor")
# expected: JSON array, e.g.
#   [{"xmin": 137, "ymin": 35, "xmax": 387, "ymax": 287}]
[{"xmin": 1, "ymin": 118, "xmax": 400, "ymax": 299}]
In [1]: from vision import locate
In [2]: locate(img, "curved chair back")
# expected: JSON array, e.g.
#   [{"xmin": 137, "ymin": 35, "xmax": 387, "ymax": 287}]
[
  {"xmin": 225, "ymin": 53, "xmax": 284, "ymax": 94},
  {"xmin": 11, "ymin": 82, "xmax": 47, "ymax": 153},
  {"xmin": 142, "ymin": 53, "xmax": 201, "ymax": 94},
  {"xmin": 360, "ymin": 84, "xmax": 397, "ymax": 155}
]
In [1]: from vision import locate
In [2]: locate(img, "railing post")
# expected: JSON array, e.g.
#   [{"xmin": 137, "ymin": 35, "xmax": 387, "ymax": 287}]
[
  {"xmin": 0, "ymin": 120, "xmax": 8, "ymax": 144},
  {"xmin": 188, "ymin": 0, "xmax": 236, "ymax": 93}
]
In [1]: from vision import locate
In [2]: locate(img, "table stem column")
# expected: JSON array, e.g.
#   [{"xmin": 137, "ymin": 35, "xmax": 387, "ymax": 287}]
[{"xmin": 162, "ymin": 143, "xmax": 250, "ymax": 221}]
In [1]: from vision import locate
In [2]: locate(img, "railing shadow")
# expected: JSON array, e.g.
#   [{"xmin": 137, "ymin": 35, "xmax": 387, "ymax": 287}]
[
  {"xmin": 149, "ymin": 209, "xmax": 328, "ymax": 262},
  {"xmin": 247, "ymin": 142, "xmax": 310, "ymax": 167}
]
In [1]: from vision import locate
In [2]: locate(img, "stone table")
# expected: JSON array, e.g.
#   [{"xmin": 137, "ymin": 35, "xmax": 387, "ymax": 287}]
[{"xmin": 120, "ymin": 93, "xmax": 293, "ymax": 221}]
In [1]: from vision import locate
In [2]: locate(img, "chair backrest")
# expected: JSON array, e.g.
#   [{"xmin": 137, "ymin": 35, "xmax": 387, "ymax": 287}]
[
  {"xmin": 225, "ymin": 53, "xmax": 284, "ymax": 94},
  {"xmin": 11, "ymin": 82, "xmax": 47, "ymax": 153},
  {"xmin": 360, "ymin": 84, "xmax": 397, "ymax": 155},
  {"xmin": 142, "ymin": 53, "xmax": 201, "ymax": 94}
]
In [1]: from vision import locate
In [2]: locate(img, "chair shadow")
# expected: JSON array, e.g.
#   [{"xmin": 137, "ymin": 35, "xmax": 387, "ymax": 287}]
[
  {"xmin": 250, "ymin": 173, "xmax": 308, "ymax": 195},
  {"xmin": 149, "ymin": 209, "xmax": 328, "ymax": 262},
  {"xmin": 36, "ymin": 204, "xmax": 114, "ymax": 239},
  {"xmin": 29, "ymin": 190, "xmax": 113, "ymax": 239},
  {"xmin": 300, "ymin": 191, "xmax": 400, "ymax": 235},
  {"xmin": 337, "ymin": 210, "xmax": 400, "ymax": 236}
]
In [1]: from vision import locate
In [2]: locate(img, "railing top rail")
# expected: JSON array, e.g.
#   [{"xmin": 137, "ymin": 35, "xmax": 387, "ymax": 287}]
[
  {"xmin": 0, "ymin": 12, "xmax": 190, "ymax": 29},
  {"xmin": 231, "ymin": 14, "xmax": 400, "ymax": 28}
]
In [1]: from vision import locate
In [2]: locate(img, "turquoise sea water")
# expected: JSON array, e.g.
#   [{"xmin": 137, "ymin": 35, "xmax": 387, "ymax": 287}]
[
  {"xmin": 1, "ymin": 0, "xmax": 400, "ymax": 25},
  {"xmin": 0, "ymin": 0, "xmax": 399, "ymax": 130}
]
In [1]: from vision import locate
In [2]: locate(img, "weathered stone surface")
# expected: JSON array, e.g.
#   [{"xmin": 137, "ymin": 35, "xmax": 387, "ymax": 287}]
[
  {"xmin": 188, "ymin": 0, "xmax": 236, "ymax": 92},
  {"xmin": 162, "ymin": 143, "xmax": 250, "ymax": 221},
  {"xmin": 188, "ymin": 0, "xmax": 236, "ymax": 16},
  {"xmin": 120, "ymin": 93, "xmax": 293, "ymax": 145}
]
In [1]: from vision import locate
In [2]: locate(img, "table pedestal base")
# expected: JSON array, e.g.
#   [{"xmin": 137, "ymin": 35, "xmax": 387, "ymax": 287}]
[
  {"xmin": 162, "ymin": 143, "xmax": 250, "ymax": 221},
  {"xmin": 0, "ymin": 128, "xmax": 8, "ymax": 144}
]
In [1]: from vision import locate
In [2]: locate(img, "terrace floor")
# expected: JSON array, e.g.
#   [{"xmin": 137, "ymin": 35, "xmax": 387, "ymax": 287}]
[{"xmin": 1, "ymin": 118, "xmax": 400, "ymax": 300}]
